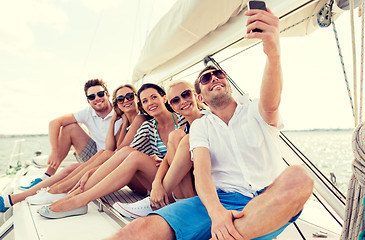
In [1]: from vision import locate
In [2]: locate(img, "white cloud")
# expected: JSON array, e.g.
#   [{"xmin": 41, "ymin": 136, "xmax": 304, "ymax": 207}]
[
  {"xmin": 0, "ymin": 0, "xmax": 68, "ymax": 56},
  {"xmin": 81, "ymin": 0, "xmax": 119, "ymax": 14}
]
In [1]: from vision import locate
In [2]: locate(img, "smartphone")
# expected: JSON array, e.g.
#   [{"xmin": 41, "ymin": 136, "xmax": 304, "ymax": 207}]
[{"xmin": 247, "ymin": 1, "xmax": 267, "ymax": 32}]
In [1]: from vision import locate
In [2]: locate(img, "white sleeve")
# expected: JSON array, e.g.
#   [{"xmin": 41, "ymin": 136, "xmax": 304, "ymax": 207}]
[
  {"xmin": 189, "ymin": 117, "xmax": 209, "ymax": 153},
  {"xmin": 73, "ymin": 107, "xmax": 89, "ymax": 124}
]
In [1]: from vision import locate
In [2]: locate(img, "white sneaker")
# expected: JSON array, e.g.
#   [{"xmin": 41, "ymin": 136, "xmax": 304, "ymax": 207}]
[
  {"xmin": 113, "ymin": 197, "xmax": 152, "ymax": 219},
  {"xmin": 26, "ymin": 187, "xmax": 67, "ymax": 205}
]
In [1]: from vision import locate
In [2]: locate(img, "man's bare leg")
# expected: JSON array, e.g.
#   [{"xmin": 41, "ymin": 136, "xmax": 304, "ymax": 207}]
[
  {"xmin": 109, "ymin": 215, "xmax": 175, "ymax": 240},
  {"xmin": 46, "ymin": 123, "xmax": 90, "ymax": 176},
  {"xmin": 233, "ymin": 165, "xmax": 313, "ymax": 239}
]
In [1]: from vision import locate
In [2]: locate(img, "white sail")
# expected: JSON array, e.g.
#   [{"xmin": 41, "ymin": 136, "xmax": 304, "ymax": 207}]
[{"xmin": 132, "ymin": 0, "xmax": 344, "ymax": 85}]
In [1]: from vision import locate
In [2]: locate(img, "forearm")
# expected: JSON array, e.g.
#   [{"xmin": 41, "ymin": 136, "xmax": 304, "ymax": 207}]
[
  {"xmin": 48, "ymin": 119, "xmax": 62, "ymax": 152},
  {"xmin": 105, "ymin": 120, "xmax": 118, "ymax": 151},
  {"xmin": 152, "ymin": 158, "xmax": 169, "ymax": 188},
  {"xmin": 116, "ymin": 124, "xmax": 128, "ymax": 149},
  {"xmin": 260, "ymin": 55, "xmax": 282, "ymax": 112},
  {"xmin": 198, "ymin": 173, "xmax": 223, "ymax": 213}
]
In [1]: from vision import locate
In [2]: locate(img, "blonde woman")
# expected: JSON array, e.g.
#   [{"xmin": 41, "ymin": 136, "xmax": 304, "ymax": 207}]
[{"xmin": 113, "ymin": 80, "xmax": 204, "ymax": 218}]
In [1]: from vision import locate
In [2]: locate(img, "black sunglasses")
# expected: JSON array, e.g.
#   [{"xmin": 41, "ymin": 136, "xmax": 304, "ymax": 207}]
[
  {"xmin": 169, "ymin": 89, "xmax": 192, "ymax": 106},
  {"xmin": 87, "ymin": 91, "xmax": 106, "ymax": 101},
  {"xmin": 199, "ymin": 70, "xmax": 226, "ymax": 85},
  {"xmin": 116, "ymin": 92, "xmax": 135, "ymax": 103}
]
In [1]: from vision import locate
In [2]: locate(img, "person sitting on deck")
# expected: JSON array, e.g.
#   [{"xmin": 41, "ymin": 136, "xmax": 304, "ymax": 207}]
[
  {"xmin": 0, "ymin": 84, "xmax": 146, "ymax": 211},
  {"xmin": 18, "ymin": 79, "xmax": 121, "ymax": 191},
  {"xmin": 36, "ymin": 83, "xmax": 188, "ymax": 218},
  {"xmin": 108, "ymin": 8, "xmax": 314, "ymax": 240},
  {"xmin": 112, "ymin": 80, "xmax": 204, "ymax": 218}
]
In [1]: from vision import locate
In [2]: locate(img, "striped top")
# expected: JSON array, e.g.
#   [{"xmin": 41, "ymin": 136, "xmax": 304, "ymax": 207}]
[{"xmin": 130, "ymin": 112, "xmax": 187, "ymax": 159}]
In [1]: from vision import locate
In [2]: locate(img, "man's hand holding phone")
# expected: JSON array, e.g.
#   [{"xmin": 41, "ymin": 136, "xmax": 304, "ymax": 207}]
[{"xmin": 247, "ymin": 1, "xmax": 267, "ymax": 32}]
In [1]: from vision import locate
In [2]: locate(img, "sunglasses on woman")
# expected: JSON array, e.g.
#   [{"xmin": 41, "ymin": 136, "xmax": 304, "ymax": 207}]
[
  {"xmin": 169, "ymin": 89, "xmax": 192, "ymax": 106},
  {"xmin": 116, "ymin": 92, "xmax": 135, "ymax": 103},
  {"xmin": 199, "ymin": 69, "xmax": 226, "ymax": 85},
  {"xmin": 87, "ymin": 91, "xmax": 106, "ymax": 101}
]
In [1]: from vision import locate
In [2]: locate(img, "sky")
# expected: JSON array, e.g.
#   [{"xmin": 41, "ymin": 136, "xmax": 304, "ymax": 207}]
[{"xmin": 0, "ymin": 0, "xmax": 363, "ymax": 134}]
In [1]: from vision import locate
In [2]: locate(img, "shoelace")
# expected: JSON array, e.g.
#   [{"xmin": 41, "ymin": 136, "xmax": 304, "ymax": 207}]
[{"xmin": 36, "ymin": 187, "xmax": 50, "ymax": 194}]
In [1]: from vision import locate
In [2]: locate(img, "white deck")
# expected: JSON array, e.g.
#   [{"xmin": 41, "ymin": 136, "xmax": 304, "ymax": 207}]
[
  {"xmin": 14, "ymin": 201, "xmax": 120, "ymax": 240},
  {"xmin": 3, "ymin": 164, "xmax": 342, "ymax": 240},
  {"xmin": 10, "ymin": 166, "xmax": 121, "ymax": 240}
]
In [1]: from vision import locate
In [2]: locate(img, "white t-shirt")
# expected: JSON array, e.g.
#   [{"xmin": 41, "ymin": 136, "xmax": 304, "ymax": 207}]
[
  {"xmin": 73, "ymin": 106, "xmax": 123, "ymax": 151},
  {"xmin": 189, "ymin": 97, "xmax": 285, "ymax": 197}
]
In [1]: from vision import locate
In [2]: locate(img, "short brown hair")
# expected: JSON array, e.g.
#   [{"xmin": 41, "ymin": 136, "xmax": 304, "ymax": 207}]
[
  {"xmin": 84, "ymin": 79, "xmax": 108, "ymax": 96},
  {"xmin": 194, "ymin": 66, "xmax": 217, "ymax": 94}
]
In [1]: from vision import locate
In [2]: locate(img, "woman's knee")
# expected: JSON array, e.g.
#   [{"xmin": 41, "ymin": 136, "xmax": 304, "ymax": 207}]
[
  {"xmin": 124, "ymin": 151, "xmax": 148, "ymax": 166},
  {"xmin": 168, "ymin": 129, "xmax": 185, "ymax": 147},
  {"xmin": 62, "ymin": 163, "xmax": 81, "ymax": 175}
]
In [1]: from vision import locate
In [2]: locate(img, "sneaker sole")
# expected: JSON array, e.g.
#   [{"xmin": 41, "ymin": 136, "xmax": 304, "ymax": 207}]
[
  {"xmin": 113, "ymin": 202, "xmax": 143, "ymax": 219},
  {"xmin": 27, "ymin": 194, "xmax": 67, "ymax": 205}
]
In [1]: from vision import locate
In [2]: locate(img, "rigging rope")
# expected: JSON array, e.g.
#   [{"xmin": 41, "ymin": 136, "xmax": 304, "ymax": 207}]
[
  {"xmin": 350, "ymin": 0, "xmax": 359, "ymax": 126},
  {"xmin": 332, "ymin": 17, "xmax": 357, "ymax": 125},
  {"xmin": 340, "ymin": 122, "xmax": 365, "ymax": 239},
  {"xmin": 360, "ymin": 2, "xmax": 364, "ymax": 122}
]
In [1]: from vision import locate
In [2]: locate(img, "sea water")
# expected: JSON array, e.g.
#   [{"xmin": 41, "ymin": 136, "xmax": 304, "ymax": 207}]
[{"xmin": 0, "ymin": 130, "xmax": 354, "ymax": 195}]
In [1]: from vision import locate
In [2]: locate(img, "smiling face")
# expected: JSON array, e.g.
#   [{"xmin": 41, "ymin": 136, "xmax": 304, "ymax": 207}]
[
  {"xmin": 115, "ymin": 87, "xmax": 138, "ymax": 115},
  {"xmin": 86, "ymin": 85, "xmax": 110, "ymax": 112},
  {"xmin": 167, "ymin": 83, "xmax": 198, "ymax": 117},
  {"xmin": 198, "ymin": 69, "xmax": 232, "ymax": 108},
  {"xmin": 139, "ymin": 87, "xmax": 168, "ymax": 117}
]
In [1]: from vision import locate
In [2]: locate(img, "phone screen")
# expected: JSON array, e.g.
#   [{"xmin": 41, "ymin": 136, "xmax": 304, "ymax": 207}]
[
  {"xmin": 247, "ymin": 1, "xmax": 267, "ymax": 32},
  {"xmin": 248, "ymin": 1, "xmax": 267, "ymax": 11}
]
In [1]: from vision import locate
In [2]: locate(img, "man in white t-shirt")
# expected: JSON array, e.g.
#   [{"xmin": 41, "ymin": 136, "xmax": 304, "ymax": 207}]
[
  {"xmin": 109, "ymin": 8, "xmax": 314, "ymax": 240},
  {"xmin": 20, "ymin": 79, "xmax": 122, "ymax": 190}
]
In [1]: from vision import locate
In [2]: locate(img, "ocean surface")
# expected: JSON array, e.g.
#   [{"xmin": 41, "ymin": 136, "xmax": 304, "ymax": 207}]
[{"xmin": 0, "ymin": 130, "xmax": 354, "ymax": 195}]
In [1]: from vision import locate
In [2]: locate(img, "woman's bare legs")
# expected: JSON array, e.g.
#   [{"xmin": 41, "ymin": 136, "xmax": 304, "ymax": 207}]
[
  {"xmin": 10, "ymin": 163, "xmax": 80, "ymax": 204},
  {"xmin": 164, "ymin": 134, "xmax": 194, "ymax": 199},
  {"xmin": 10, "ymin": 150, "xmax": 112, "ymax": 204},
  {"xmin": 49, "ymin": 149, "xmax": 158, "ymax": 212},
  {"xmin": 48, "ymin": 150, "xmax": 115, "ymax": 194}
]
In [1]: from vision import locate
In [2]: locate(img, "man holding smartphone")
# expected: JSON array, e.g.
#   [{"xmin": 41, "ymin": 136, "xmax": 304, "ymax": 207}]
[{"xmin": 108, "ymin": 5, "xmax": 313, "ymax": 240}]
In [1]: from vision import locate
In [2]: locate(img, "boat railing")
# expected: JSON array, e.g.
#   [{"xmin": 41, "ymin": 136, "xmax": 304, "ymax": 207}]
[{"xmin": 6, "ymin": 139, "xmax": 43, "ymax": 175}]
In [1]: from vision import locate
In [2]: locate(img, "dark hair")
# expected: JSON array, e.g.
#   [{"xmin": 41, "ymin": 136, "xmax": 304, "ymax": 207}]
[
  {"xmin": 137, "ymin": 83, "xmax": 174, "ymax": 114},
  {"xmin": 112, "ymin": 84, "xmax": 141, "ymax": 116},
  {"xmin": 194, "ymin": 66, "xmax": 217, "ymax": 94},
  {"xmin": 84, "ymin": 79, "xmax": 108, "ymax": 96}
]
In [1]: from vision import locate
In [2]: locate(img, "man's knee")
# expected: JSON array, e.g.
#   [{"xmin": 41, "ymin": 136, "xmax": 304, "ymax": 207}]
[
  {"xmin": 277, "ymin": 166, "xmax": 314, "ymax": 203},
  {"xmin": 119, "ymin": 216, "xmax": 171, "ymax": 240},
  {"xmin": 61, "ymin": 123, "xmax": 81, "ymax": 135},
  {"xmin": 120, "ymin": 218, "xmax": 147, "ymax": 239}
]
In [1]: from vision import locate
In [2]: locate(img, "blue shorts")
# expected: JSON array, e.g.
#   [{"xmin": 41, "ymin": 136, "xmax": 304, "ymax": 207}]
[{"xmin": 151, "ymin": 189, "xmax": 301, "ymax": 240}]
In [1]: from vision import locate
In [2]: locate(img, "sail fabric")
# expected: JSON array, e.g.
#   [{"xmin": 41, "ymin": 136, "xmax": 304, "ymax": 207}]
[
  {"xmin": 132, "ymin": 0, "xmax": 245, "ymax": 83},
  {"xmin": 132, "ymin": 0, "xmax": 344, "ymax": 85},
  {"xmin": 341, "ymin": 122, "xmax": 365, "ymax": 239}
]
